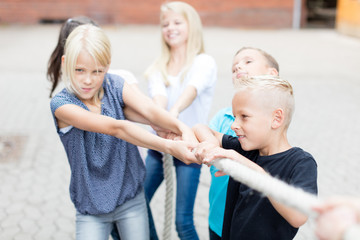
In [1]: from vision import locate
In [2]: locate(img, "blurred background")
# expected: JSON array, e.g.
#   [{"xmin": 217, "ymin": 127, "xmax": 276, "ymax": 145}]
[
  {"xmin": 0, "ymin": 0, "xmax": 360, "ymax": 240},
  {"xmin": 0, "ymin": 0, "xmax": 358, "ymax": 32}
]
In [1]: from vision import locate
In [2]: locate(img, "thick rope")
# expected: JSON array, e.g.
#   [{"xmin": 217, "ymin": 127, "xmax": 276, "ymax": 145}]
[
  {"xmin": 211, "ymin": 158, "xmax": 321, "ymax": 217},
  {"xmin": 162, "ymin": 153, "xmax": 174, "ymax": 240}
]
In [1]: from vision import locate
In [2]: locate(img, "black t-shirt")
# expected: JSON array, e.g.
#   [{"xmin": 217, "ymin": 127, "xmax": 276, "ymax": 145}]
[{"xmin": 221, "ymin": 135, "xmax": 318, "ymax": 240}]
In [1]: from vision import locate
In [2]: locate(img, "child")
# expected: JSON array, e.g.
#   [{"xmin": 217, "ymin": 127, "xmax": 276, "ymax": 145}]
[
  {"xmin": 194, "ymin": 75, "xmax": 318, "ymax": 239},
  {"xmin": 47, "ymin": 16, "xmax": 146, "ymax": 240},
  {"xmin": 47, "ymin": 16, "xmax": 99, "ymax": 97},
  {"xmin": 208, "ymin": 47, "xmax": 279, "ymax": 240},
  {"xmin": 47, "ymin": 16, "xmax": 139, "ymax": 98},
  {"xmin": 143, "ymin": 2, "xmax": 217, "ymax": 239},
  {"xmin": 50, "ymin": 24, "xmax": 199, "ymax": 240}
]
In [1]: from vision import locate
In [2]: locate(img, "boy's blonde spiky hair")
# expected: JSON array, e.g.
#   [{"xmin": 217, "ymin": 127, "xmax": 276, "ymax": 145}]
[
  {"xmin": 234, "ymin": 75, "xmax": 292, "ymax": 94},
  {"xmin": 234, "ymin": 75, "xmax": 295, "ymax": 129}
]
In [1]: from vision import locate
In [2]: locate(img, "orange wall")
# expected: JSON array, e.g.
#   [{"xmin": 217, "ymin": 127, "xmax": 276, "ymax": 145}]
[{"xmin": 336, "ymin": 0, "xmax": 360, "ymax": 37}]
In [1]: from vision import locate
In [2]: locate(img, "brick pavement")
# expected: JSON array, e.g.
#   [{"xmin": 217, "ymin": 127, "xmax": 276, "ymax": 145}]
[{"xmin": 0, "ymin": 24, "xmax": 360, "ymax": 240}]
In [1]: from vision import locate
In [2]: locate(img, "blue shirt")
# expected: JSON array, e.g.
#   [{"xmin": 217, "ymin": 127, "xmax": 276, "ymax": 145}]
[
  {"xmin": 50, "ymin": 73, "xmax": 146, "ymax": 215},
  {"xmin": 208, "ymin": 107, "xmax": 235, "ymax": 236}
]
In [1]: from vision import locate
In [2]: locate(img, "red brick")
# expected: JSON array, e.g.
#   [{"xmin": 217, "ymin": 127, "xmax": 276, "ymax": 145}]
[{"xmin": 0, "ymin": 0, "xmax": 299, "ymax": 28}]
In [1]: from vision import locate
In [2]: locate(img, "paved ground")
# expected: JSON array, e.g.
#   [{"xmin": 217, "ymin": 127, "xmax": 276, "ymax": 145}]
[{"xmin": 0, "ymin": 24, "xmax": 360, "ymax": 240}]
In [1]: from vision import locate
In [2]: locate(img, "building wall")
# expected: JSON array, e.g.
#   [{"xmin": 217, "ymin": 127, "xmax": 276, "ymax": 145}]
[
  {"xmin": 336, "ymin": 0, "xmax": 360, "ymax": 38},
  {"xmin": 0, "ymin": 0, "xmax": 299, "ymax": 28}
]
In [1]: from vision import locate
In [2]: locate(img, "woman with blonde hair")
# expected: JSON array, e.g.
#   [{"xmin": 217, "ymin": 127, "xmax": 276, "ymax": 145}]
[{"xmin": 144, "ymin": 2, "xmax": 217, "ymax": 239}]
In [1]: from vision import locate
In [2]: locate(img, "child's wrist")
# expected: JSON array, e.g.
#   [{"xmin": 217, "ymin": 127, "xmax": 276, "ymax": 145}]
[{"xmin": 163, "ymin": 139, "xmax": 173, "ymax": 154}]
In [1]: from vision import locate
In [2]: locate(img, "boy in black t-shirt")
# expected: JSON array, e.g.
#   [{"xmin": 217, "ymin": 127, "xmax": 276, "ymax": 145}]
[{"xmin": 194, "ymin": 75, "xmax": 318, "ymax": 239}]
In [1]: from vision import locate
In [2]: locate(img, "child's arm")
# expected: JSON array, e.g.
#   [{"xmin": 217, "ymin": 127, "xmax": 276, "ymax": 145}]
[
  {"xmin": 123, "ymin": 107, "xmax": 181, "ymax": 140},
  {"xmin": 169, "ymin": 85, "xmax": 197, "ymax": 118},
  {"xmin": 200, "ymin": 146, "xmax": 264, "ymax": 173},
  {"xmin": 54, "ymin": 104, "xmax": 199, "ymax": 165},
  {"xmin": 122, "ymin": 82, "xmax": 197, "ymax": 144},
  {"xmin": 268, "ymin": 197, "xmax": 308, "ymax": 228},
  {"xmin": 201, "ymin": 146, "xmax": 308, "ymax": 227},
  {"xmin": 193, "ymin": 123, "xmax": 223, "ymax": 145},
  {"xmin": 123, "ymin": 106, "xmax": 150, "ymax": 124},
  {"xmin": 192, "ymin": 123, "xmax": 227, "ymax": 174}
]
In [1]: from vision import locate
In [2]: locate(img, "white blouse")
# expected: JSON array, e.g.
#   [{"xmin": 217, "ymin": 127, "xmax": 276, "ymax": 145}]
[{"xmin": 148, "ymin": 53, "xmax": 217, "ymax": 127}]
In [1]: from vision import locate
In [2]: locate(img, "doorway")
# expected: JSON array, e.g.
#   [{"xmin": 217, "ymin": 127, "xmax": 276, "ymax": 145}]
[{"xmin": 306, "ymin": 0, "xmax": 337, "ymax": 28}]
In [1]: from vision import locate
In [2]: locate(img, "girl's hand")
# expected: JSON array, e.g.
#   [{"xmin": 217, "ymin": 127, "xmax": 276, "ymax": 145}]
[
  {"xmin": 151, "ymin": 124, "xmax": 181, "ymax": 140},
  {"xmin": 166, "ymin": 132, "xmax": 182, "ymax": 141},
  {"xmin": 168, "ymin": 140, "xmax": 200, "ymax": 165}
]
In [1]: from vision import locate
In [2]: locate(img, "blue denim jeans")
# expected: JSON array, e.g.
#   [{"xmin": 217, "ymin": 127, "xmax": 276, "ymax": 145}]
[
  {"xmin": 76, "ymin": 189, "xmax": 149, "ymax": 240},
  {"xmin": 110, "ymin": 197, "xmax": 158, "ymax": 240},
  {"xmin": 144, "ymin": 150, "xmax": 201, "ymax": 240}
]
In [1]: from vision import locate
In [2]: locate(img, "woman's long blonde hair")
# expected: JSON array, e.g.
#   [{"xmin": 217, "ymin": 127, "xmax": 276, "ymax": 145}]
[{"xmin": 144, "ymin": 1, "xmax": 204, "ymax": 86}]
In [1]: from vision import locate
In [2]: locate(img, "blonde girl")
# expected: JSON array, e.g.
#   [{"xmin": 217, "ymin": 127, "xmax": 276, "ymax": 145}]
[
  {"xmin": 50, "ymin": 24, "xmax": 199, "ymax": 240},
  {"xmin": 144, "ymin": 2, "xmax": 217, "ymax": 239}
]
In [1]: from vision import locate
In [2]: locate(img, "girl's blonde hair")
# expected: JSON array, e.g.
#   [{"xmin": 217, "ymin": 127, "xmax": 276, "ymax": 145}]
[
  {"xmin": 234, "ymin": 75, "xmax": 295, "ymax": 129},
  {"xmin": 62, "ymin": 24, "xmax": 111, "ymax": 105},
  {"xmin": 144, "ymin": 1, "xmax": 204, "ymax": 86}
]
